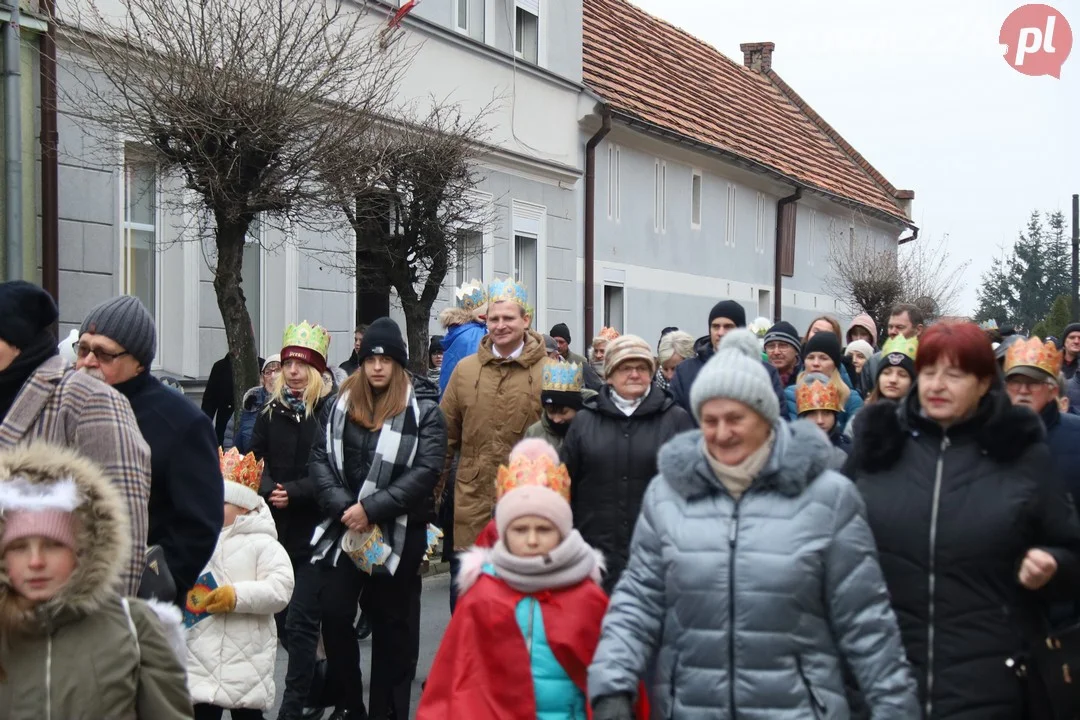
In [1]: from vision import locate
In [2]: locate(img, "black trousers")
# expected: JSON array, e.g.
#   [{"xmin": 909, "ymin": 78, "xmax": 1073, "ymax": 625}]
[
  {"xmin": 193, "ymin": 704, "xmax": 264, "ymax": 720},
  {"xmin": 277, "ymin": 561, "xmax": 325, "ymax": 720}
]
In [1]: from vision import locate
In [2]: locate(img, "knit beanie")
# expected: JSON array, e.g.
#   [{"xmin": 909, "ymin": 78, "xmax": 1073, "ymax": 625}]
[
  {"xmin": 0, "ymin": 477, "xmax": 81, "ymax": 552},
  {"xmin": 80, "ymin": 295, "xmax": 157, "ymax": 367},
  {"xmin": 428, "ymin": 335, "xmax": 444, "ymax": 356},
  {"xmin": 1064, "ymin": 323, "xmax": 1080, "ymax": 341},
  {"xmin": 0, "ymin": 281, "xmax": 59, "ymax": 349},
  {"xmin": 708, "ymin": 300, "xmax": 747, "ymax": 329},
  {"xmin": 845, "ymin": 340, "xmax": 875, "ymax": 362},
  {"xmin": 763, "ymin": 321, "xmax": 802, "ymax": 354},
  {"xmin": 689, "ymin": 328, "xmax": 780, "ymax": 424},
  {"xmin": 847, "ymin": 313, "xmax": 879, "ymax": 347},
  {"xmin": 357, "ymin": 318, "xmax": 408, "ymax": 369},
  {"xmin": 802, "ymin": 331, "xmax": 842, "ymax": 369},
  {"xmin": 549, "ymin": 323, "xmax": 571, "ymax": 344},
  {"xmin": 602, "ymin": 334, "xmax": 656, "ymax": 379}
]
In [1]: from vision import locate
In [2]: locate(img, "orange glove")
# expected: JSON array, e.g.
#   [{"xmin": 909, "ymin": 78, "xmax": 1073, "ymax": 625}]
[{"xmin": 203, "ymin": 585, "xmax": 237, "ymax": 614}]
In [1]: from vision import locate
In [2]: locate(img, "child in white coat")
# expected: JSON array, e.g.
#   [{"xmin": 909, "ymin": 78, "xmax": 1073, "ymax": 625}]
[{"xmin": 186, "ymin": 448, "xmax": 295, "ymax": 720}]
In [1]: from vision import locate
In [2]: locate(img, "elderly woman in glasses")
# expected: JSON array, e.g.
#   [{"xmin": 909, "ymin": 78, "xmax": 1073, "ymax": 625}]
[{"xmin": 224, "ymin": 354, "xmax": 282, "ymax": 453}]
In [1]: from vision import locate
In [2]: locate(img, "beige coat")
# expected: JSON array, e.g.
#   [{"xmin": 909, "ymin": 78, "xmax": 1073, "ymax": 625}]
[{"xmin": 441, "ymin": 330, "xmax": 546, "ymax": 548}]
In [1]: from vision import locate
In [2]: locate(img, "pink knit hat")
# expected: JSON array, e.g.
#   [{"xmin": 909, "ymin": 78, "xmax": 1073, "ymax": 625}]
[
  {"xmin": 2, "ymin": 510, "xmax": 77, "ymax": 551},
  {"xmin": 495, "ymin": 439, "xmax": 573, "ymax": 539},
  {"xmin": 0, "ymin": 477, "xmax": 81, "ymax": 551}
]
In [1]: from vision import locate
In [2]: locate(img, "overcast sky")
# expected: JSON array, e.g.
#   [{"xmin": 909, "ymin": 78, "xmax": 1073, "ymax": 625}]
[{"xmin": 632, "ymin": 0, "xmax": 1079, "ymax": 314}]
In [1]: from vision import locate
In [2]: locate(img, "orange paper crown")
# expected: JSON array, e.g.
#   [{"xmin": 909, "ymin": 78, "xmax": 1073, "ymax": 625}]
[
  {"xmin": 796, "ymin": 377, "xmax": 843, "ymax": 414},
  {"xmin": 495, "ymin": 454, "xmax": 571, "ymax": 502},
  {"xmin": 1005, "ymin": 336, "xmax": 1062, "ymax": 379},
  {"xmin": 599, "ymin": 326, "xmax": 621, "ymax": 341},
  {"xmin": 219, "ymin": 447, "xmax": 264, "ymax": 495}
]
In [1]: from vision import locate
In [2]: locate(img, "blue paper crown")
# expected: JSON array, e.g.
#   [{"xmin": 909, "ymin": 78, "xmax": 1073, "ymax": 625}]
[
  {"xmin": 542, "ymin": 359, "xmax": 584, "ymax": 392},
  {"xmin": 487, "ymin": 277, "xmax": 529, "ymax": 310},
  {"xmin": 455, "ymin": 280, "xmax": 487, "ymax": 313}
]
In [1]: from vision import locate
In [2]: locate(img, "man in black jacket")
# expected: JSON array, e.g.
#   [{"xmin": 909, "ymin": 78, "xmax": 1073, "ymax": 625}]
[{"xmin": 77, "ymin": 295, "xmax": 223, "ymax": 603}]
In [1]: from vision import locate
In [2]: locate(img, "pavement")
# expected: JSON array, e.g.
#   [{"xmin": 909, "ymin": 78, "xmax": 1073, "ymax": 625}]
[{"xmin": 272, "ymin": 572, "xmax": 452, "ymax": 720}]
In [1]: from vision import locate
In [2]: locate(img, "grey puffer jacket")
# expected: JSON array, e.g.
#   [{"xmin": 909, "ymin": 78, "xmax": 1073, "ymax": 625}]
[{"xmin": 588, "ymin": 421, "xmax": 918, "ymax": 719}]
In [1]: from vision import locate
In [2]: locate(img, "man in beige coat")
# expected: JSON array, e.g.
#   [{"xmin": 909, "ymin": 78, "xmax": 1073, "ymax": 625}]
[{"xmin": 0, "ymin": 281, "xmax": 151, "ymax": 596}]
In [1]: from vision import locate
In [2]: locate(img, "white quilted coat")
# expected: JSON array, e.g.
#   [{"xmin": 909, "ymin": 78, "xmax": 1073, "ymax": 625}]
[{"xmin": 186, "ymin": 498, "xmax": 295, "ymax": 710}]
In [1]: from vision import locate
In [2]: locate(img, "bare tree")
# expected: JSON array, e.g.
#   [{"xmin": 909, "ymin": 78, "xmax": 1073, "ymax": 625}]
[{"xmin": 59, "ymin": 0, "xmax": 407, "ymax": 412}]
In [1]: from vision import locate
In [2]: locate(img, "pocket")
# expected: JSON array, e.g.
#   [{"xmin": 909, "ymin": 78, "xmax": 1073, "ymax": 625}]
[{"xmin": 796, "ymin": 654, "xmax": 828, "ymax": 720}]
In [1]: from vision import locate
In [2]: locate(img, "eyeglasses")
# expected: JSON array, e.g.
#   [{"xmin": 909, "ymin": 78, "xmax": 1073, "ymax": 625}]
[
  {"xmin": 73, "ymin": 342, "xmax": 130, "ymax": 365},
  {"xmin": 262, "ymin": 367, "xmax": 281, "ymax": 377}
]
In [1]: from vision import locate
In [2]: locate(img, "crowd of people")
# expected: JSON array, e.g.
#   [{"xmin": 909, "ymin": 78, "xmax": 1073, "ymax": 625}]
[{"xmin": 2, "ymin": 274, "xmax": 1080, "ymax": 719}]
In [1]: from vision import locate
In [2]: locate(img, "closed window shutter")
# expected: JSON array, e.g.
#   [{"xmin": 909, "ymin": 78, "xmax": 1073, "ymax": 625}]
[
  {"xmin": 517, "ymin": 0, "xmax": 539, "ymax": 15},
  {"xmin": 780, "ymin": 202, "xmax": 796, "ymax": 277}
]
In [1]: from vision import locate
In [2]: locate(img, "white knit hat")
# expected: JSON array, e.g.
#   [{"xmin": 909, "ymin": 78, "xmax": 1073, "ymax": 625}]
[
  {"xmin": 845, "ymin": 340, "xmax": 875, "ymax": 361},
  {"xmin": 689, "ymin": 328, "xmax": 780, "ymax": 424}
]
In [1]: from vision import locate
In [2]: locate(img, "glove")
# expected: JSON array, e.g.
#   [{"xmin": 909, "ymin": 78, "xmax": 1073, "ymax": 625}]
[
  {"xmin": 592, "ymin": 693, "xmax": 634, "ymax": 720},
  {"xmin": 203, "ymin": 585, "xmax": 237, "ymax": 614}
]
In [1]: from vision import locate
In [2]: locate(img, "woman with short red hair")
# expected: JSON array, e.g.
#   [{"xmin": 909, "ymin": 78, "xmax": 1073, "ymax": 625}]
[{"xmin": 845, "ymin": 321, "xmax": 1080, "ymax": 718}]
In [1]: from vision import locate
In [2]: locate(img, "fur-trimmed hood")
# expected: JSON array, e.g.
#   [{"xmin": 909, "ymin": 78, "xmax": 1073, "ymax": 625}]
[
  {"xmin": 0, "ymin": 443, "xmax": 130, "ymax": 632},
  {"xmin": 658, "ymin": 419, "xmax": 834, "ymax": 499},
  {"xmin": 455, "ymin": 544, "xmax": 606, "ymax": 595},
  {"xmin": 439, "ymin": 306, "xmax": 478, "ymax": 330}
]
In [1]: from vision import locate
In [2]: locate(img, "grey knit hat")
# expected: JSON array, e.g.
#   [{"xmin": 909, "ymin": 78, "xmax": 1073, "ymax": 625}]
[
  {"xmin": 80, "ymin": 295, "xmax": 157, "ymax": 367},
  {"xmin": 689, "ymin": 328, "xmax": 779, "ymax": 425}
]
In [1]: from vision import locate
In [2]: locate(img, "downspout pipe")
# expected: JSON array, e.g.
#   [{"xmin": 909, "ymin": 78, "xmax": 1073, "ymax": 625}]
[
  {"xmin": 3, "ymin": 0, "xmax": 21, "ymax": 281},
  {"xmin": 40, "ymin": 0, "xmax": 58, "ymax": 303},
  {"xmin": 898, "ymin": 226, "xmax": 919, "ymax": 245},
  {"xmin": 583, "ymin": 105, "xmax": 611, "ymax": 349},
  {"xmin": 773, "ymin": 187, "xmax": 802, "ymax": 320}
]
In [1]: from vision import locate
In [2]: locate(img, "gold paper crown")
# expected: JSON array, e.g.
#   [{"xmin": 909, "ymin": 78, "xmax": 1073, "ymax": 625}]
[
  {"xmin": 1005, "ymin": 336, "xmax": 1062, "ymax": 378},
  {"xmin": 796, "ymin": 378, "xmax": 843, "ymax": 414},
  {"xmin": 542, "ymin": 359, "xmax": 584, "ymax": 392},
  {"xmin": 219, "ymin": 447, "xmax": 264, "ymax": 494},
  {"xmin": 599, "ymin": 326, "xmax": 621, "ymax": 341},
  {"xmin": 880, "ymin": 335, "xmax": 919, "ymax": 361},
  {"xmin": 282, "ymin": 321, "xmax": 331, "ymax": 359},
  {"xmin": 495, "ymin": 454, "xmax": 571, "ymax": 502}
]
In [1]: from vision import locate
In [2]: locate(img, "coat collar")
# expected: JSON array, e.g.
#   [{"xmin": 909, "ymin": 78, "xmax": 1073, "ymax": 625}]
[{"xmin": 0, "ymin": 356, "xmax": 68, "ymax": 445}]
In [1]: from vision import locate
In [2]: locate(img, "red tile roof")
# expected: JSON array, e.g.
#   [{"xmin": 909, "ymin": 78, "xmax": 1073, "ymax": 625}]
[{"xmin": 582, "ymin": 0, "xmax": 912, "ymax": 225}]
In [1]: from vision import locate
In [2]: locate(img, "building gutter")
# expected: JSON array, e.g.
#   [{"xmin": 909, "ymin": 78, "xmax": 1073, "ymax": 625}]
[
  {"xmin": 583, "ymin": 105, "xmax": 611, "ymax": 347},
  {"xmin": 40, "ymin": 0, "xmax": 58, "ymax": 302},
  {"xmin": 774, "ymin": 187, "xmax": 802, "ymax": 320},
  {"xmin": 898, "ymin": 227, "xmax": 919, "ymax": 245}
]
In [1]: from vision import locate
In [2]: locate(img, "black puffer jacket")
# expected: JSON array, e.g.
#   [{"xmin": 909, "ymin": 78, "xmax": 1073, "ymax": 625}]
[
  {"xmin": 560, "ymin": 384, "xmax": 694, "ymax": 592},
  {"xmin": 309, "ymin": 375, "xmax": 446, "ymax": 577},
  {"xmin": 844, "ymin": 388, "xmax": 1080, "ymax": 719},
  {"xmin": 250, "ymin": 392, "xmax": 333, "ymax": 562}
]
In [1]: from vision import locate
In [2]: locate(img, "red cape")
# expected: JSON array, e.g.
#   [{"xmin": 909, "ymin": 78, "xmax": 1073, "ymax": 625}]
[{"xmin": 418, "ymin": 573, "xmax": 648, "ymax": 720}]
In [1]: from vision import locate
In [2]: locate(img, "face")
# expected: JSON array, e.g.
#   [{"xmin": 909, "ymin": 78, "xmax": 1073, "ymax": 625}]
[
  {"xmin": 487, "ymin": 302, "xmax": 529, "ymax": 352},
  {"xmin": 1066, "ymin": 332, "xmax": 1080, "ymax": 355},
  {"xmin": 1006, "ymin": 374, "xmax": 1058, "ymax": 414},
  {"xmin": 804, "ymin": 351, "xmax": 836, "ymax": 376},
  {"xmin": 849, "ymin": 351, "xmax": 867, "ymax": 373},
  {"xmin": 353, "ymin": 332, "xmax": 363, "ymax": 353},
  {"xmin": 699, "ymin": 397, "xmax": 773, "ymax": 466},
  {"xmin": 222, "ymin": 503, "xmax": 250, "ymax": 528},
  {"xmin": 807, "ymin": 320, "xmax": 833, "ymax": 339},
  {"xmin": 554, "ymin": 337, "xmax": 569, "ymax": 357},
  {"xmin": 0, "ymin": 338, "xmax": 20, "ymax": 372},
  {"xmin": 609, "ymin": 359, "xmax": 653, "ymax": 400},
  {"xmin": 430, "ymin": 351, "xmax": 443, "ymax": 369},
  {"xmin": 888, "ymin": 311, "xmax": 918, "ymax": 339},
  {"xmin": 661, "ymin": 354, "xmax": 685, "ymax": 381},
  {"xmin": 848, "ymin": 326, "xmax": 873, "ymax": 344},
  {"xmin": 74, "ymin": 333, "xmax": 143, "ymax": 385},
  {"xmin": 878, "ymin": 365, "xmax": 912, "ymax": 400},
  {"xmin": 804, "ymin": 409, "xmax": 837, "ymax": 433},
  {"xmin": 546, "ymin": 405, "xmax": 578, "ymax": 425},
  {"xmin": 918, "ymin": 358, "xmax": 991, "ymax": 426},
  {"xmin": 710, "ymin": 317, "xmax": 738, "ymax": 349},
  {"xmin": 593, "ymin": 343, "xmax": 607, "ymax": 363},
  {"xmin": 4, "ymin": 536, "xmax": 78, "ymax": 603},
  {"xmin": 282, "ymin": 358, "xmax": 310, "ymax": 390},
  {"xmin": 504, "ymin": 515, "xmax": 561, "ymax": 557},
  {"xmin": 261, "ymin": 362, "xmax": 281, "ymax": 392},
  {"xmin": 364, "ymin": 355, "xmax": 395, "ymax": 390},
  {"xmin": 765, "ymin": 341, "xmax": 798, "ymax": 372}
]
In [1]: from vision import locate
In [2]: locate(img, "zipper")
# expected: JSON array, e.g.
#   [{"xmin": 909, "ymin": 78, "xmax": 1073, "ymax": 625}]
[
  {"xmin": 926, "ymin": 435, "xmax": 950, "ymax": 719},
  {"xmin": 525, "ymin": 597, "xmax": 535, "ymax": 657},
  {"xmin": 795, "ymin": 655, "xmax": 827, "ymax": 719},
  {"xmin": 727, "ymin": 497, "xmax": 741, "ymax": 718},
  {"xmin": 45, "ymin": 633, "xmax": 52, "ymax": 720}
]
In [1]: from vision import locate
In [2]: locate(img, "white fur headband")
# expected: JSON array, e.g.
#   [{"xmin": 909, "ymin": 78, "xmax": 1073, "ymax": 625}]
[{"xmin": 0, "ymin": 476, "xmax": 83, "ymax": 514}]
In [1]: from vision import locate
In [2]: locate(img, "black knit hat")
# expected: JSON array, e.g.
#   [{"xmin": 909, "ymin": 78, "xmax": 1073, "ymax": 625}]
[
  {"xmin": 709, "ymin": 300, "xmax": 746, "ymax": 328},
  {"xmin": 80, "ymin": 295, "xmax": 157, "ymax": 367},
  {"xmin": 0, "ymin": 281, "xmax": 58, "ymax": 349},
  {"xmin": 358, "ymin": 317, "xmax": 408, "ymax": 369},
  {"xmin": 763, "ymin": 321, "xmax": 802, "ymax": 354},
  {"xmin": 1064, "ymin": 323, "xmax": 1080, "ymax": 341},
  {"xmin": 802, "ymin": 331, "xmax": 842, "ymax": 369},
  {"xmin": 428, "ymin": 335, "xmax": 444, "ymax": 356},
  {"xmin": 549, "ymin": 323, "xmax": 571, "ymax": 343}
]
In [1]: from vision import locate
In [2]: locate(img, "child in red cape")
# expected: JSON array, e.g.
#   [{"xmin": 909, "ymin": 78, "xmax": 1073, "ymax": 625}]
[{"xmin": 418, "ymin": 439, "xmax": 647, "ymax": 720}]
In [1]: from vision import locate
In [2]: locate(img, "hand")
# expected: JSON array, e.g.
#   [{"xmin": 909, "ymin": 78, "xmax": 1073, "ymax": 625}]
[
  {"xmin": 203, "ymin": 585, "xmax": 237, "ymax": 614},
  {"xmin": 1019, "ymin": 548, "xmax": 1059, "ymax": 590},
  {"xmin": 592, "ymin": 693, "xmax": 634, "ymax": 720},
  {"xmin": 342, "ymin": 502, "xmax": 370, "ymax": 533},
  {"xmin": 269, "ymin": 483, "xmax": 289, "ymax": 509}
]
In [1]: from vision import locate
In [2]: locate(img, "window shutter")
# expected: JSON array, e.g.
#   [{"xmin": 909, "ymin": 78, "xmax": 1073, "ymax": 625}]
[{"xmin": 516, "ymin": 0, "xmax": 539, "ymax": 15}]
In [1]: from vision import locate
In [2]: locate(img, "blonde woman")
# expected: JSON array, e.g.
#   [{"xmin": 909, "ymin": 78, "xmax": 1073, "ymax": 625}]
[{"xmin": 656, "ymin": 330, "xmax": 695, "ymax": 391}]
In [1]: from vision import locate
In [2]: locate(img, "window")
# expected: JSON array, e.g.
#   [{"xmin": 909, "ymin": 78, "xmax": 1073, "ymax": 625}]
[
  {"xmin": 121, "ymin": 149, "xmax": 158, "ymax": 319},
  {"xmin": 455, "ymin": 0, "xmax": 468, "ymax": 32},
  {"xmin": 514, "ymin": 2, "xmax": 539, "ymax": 64},
  {"xmin": 725, "ymin": 183, "xmax": 737, "ymax": 247},
  {"xmin": 758, "ymin": 289, "xmax": 772, "ymax": 321},
  {"xmin": 603, "ymin": 285, "xmax": 625, "ymax": 334},
  {"xmin": 755, "ymin": 192, "xmax": 767, "ymax": 254},
  {"xmin": 455, "ymin": 229, "xmax": 484, "ymax": 286},
  {"xmin": 607, "ymin": 144, "xmax": 620, "ymax": 221},
  {"xmin": 691, "ymin": 170, "xmax": 702, "ymax": 229},
  {"xmin": 513, "ymin": 234, "xmax": 538, "ymax": 321},
  {"xmin": 243, "ymin": 215, "xmax": 263, "ymax": 353},
  {"xmin": 653, "ymin": 159, "xmax": 666, "ymax": 233}
]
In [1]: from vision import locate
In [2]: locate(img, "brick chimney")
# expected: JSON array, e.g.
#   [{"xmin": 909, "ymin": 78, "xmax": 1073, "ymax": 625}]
[{"xmin": 740, "ymin": 42, "xmax": 775, "ymax": 72}]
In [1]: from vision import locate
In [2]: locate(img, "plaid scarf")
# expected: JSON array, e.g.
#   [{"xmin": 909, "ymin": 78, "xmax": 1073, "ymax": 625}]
[{"xmin": 311, "ymin": 385, "xmax": 420, "ymax": 574}]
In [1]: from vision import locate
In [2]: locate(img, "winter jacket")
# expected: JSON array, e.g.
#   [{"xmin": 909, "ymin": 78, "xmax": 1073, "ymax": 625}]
[
  {"xmin": 186, "ymin": 499, "xmax": 294, "ymax": 711},
  {"xmin": 116, "ymin": 370, "xmax": 224, "ymax": 602},
  {"xmin": 515, "ymin": 590, "xmax": 588, "ymax": 720},
  {"xmin": 785, "ymin": 378, "xmax": 864, "ymax": 434},
  {"xmin": 223, "ymin": 386, "xmax": 270, "ymax": 453},
  {"xmin": 441, "ymin": 330, "xmax": 547, "ymax": 549},
  {"xmin": 310, "ymin": 375, "xmax": 447, "ymax": 576},
  {"xmin": 0, "ymin": 443, "xmax": 192, "ymax": 720},
  {"xmin": 670, "ymin": 335, "xmax": 788, "ymax": 424},
  {"xmin": 439, "ymin": 319, "xmax": 487, "ymax": 397},
  {"xmin": 844, "ymin": 390, "xmax": 1080, "ymax": 719},
  {"xmin": 0, "ymin": 354, "xmax": 150, "ymax": 596},
  {"xmin": 1067, "ymin": 353, "xmax": 1079, "ymax": 381},
  {"xmin": 561, "ymin": 385, "xmax": 694, "ymax": 592},
  {"xmin": 1041, "ymin": 401, "xmax": 1080, "ymax": 505},
  {"xmin": 1067, "ymin": 374, "xmax": 1080, "ymax": 416},
  {"xmin": 202, "ymin": 354, "xmax": 264, "ymax": 446},
  {"xmin": 340, "ymin": 352, "xmax": 360, "ymax": 377},
  {"xmin": 250, "ymin": 387, "xmax": 334, "ymax": 562},
  {"xmin": 588, "ymin": 421, "xmax": 918, "ymax": 719}
]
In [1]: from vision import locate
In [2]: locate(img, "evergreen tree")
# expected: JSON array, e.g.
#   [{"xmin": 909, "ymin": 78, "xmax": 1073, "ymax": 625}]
[
  {"xmin": 1008, "ymin": 211, "xmax": 1052, "ymax": 331},
  {"xmin": 974, "ymin": 250, "xmax": 1014, "ymax": 325},
  {"xmin": 1046, "ymin": 211, "xmax": 1071, "ymax": 303},
  {"xmin": 1032, "ymin": 294, "xmax": 1072, "ymax": 341}
]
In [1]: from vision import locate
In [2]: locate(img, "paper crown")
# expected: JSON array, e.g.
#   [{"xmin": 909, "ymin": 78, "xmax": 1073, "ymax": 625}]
[
  {"xmin": 796, "ymin": 377, "xmax": 843, "ymax": 414},
  {"xmin": 599, "ymin": 326, "xmax": 621, "ymax": 341},
  {"xmin": 880, "ymin": 335, "xmax": 919, "ymax": 362},
  {"xmin": 1005, "ymin": 336, "xmax": 1062, "ymax": 379},
  {"xmin": 487, "ymin": 277, "xmax": 530, "ymax": 311},
  {"xmin": 542, "ymin": 360, "xmax": 583, "ymax": 392},
  {"xmin": 282, "ymin": 321, "xmax": 331, "ymax": 360},
  {"xmin": 455, "ymin": 279, "xmax": 488, "ymax": 313},
  {"xmin": 495, "ymin": 454, "xmax": 571, "ymax": 502},
  {"xmin": 219, "ymin": 447, "xmax": 264, "ymax": 495}
]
